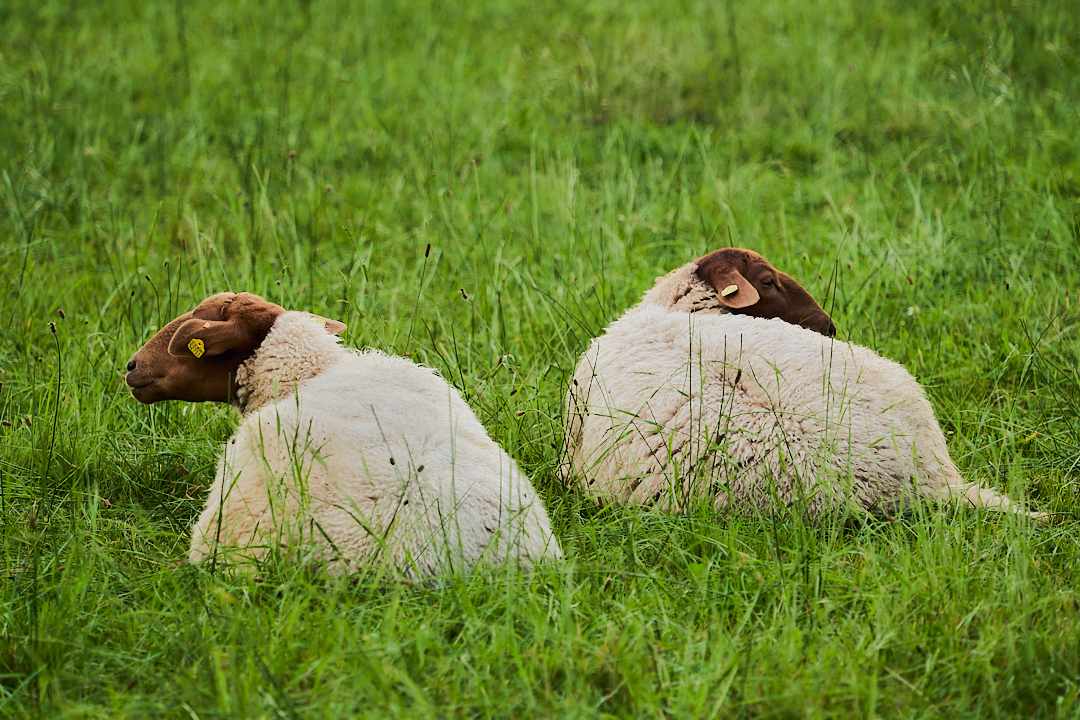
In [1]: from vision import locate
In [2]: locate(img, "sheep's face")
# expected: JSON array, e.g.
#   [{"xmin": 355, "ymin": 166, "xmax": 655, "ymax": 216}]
[
  {"xmin": 694, "ymin": 249, "xmax": 836, "ymax": 336},
  {"xmin": 125, "ymin": 292, "xmax": 345, "ymax": 404}
]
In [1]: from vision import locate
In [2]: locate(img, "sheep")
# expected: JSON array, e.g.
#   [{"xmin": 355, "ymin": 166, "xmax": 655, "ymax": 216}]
[
  {"xmin": 125, "ymin": 292, "xmax": 562, "ymax": 578},
  {"xmin": 563, "ymin": 250, "xmax": 1036, "ymax": 517}
]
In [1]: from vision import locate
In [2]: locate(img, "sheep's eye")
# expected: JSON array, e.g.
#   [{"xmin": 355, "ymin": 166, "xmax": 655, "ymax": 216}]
[{"xmin": 760, "ymin": 277, "xmax": 774, "ymax": 288}]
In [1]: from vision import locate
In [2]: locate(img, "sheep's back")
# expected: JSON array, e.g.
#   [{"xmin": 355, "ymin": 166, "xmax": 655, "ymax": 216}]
[
  {"xmin": 566, "ymin": 306, "xmax": 955, "ymax": 513},
  {"xmin": 193, "ymin": 350, "xmax": 559, "ymax": 576}
]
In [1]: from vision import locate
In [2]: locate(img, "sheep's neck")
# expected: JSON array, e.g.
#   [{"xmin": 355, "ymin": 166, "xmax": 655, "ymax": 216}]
[
  {"xmin": 232, "ymin": 313, "xmax": 343, "ymax": 414},
  {"xmin": 234, "ymin": 361, "xmax": 309, "ymax": 414},
  {"xmin": 640, "ymin": 265, "xmax": 729, "ymax": 314}
]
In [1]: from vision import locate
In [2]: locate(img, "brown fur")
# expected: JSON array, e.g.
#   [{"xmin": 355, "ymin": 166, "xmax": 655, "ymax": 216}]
[
  {"xmin": 694, "ymin": 248, "xmax": 835, "ymax": 336},
  {"xmin": 125, "ymin": 292, "xmax": 346, "ymax": 405}
]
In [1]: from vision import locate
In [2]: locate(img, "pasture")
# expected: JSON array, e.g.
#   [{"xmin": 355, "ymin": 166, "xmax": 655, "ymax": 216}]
[{"xmin": 1, "ymin": 0, "xmax": 1079, "ymax": 715}]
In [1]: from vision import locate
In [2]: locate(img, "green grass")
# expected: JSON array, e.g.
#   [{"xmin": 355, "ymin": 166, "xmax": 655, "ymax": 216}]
[{"xmin": 1, "ymin": 0, "xmax": 1079, "ymax": 715}]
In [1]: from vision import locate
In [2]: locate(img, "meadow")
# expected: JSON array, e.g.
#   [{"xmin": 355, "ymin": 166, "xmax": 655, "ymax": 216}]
[{"xmin": 1, "ymin": 0, "xmax": 1079, "ymax": 716}]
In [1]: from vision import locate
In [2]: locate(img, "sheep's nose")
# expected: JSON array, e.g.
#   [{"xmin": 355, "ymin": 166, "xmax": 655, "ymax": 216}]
[{"xmin": 126, "ymin": 358, "xmax": 137, "ymax": 372}]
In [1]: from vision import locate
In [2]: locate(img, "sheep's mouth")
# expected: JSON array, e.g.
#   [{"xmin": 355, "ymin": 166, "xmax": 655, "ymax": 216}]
[
  {"xmin": 126, "ymin": 373, "xmax": 165, "ymax": 403},
  {"xmin": 125, "ymin": 373, "xmax": 156, "ymax": 390},
  {"xmin": 799, "ymin": 314, "xmax": 837, "ymax": 337}
]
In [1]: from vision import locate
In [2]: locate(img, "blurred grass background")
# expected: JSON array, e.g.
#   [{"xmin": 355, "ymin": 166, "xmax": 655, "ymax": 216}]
[{"xmin": 1, "ymin": 0, "xmax": 1079, "ymax": 716}]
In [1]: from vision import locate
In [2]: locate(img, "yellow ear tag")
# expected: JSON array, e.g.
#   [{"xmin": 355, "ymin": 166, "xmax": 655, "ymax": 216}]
[
  {"xmin": 187, "ymin": 338, "xmax": 205, "ymax": 358},
  {"xmin": 315, "ymin": 317, "xmax": 327, "ymax": 328},
  {"xmin": 721, "ymin": 284, "xmax": 739, "ymax": 297}
]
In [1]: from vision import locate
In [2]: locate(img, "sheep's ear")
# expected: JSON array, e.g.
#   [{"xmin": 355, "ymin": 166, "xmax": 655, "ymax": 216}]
[
  {"xmin": 694, "ymin": 249, "xmax": 762, "ymax": 309},
  {"xmin": 308, "ymin": 314, "xmax": 346, "ymax": 335},
  {"xmin": 167, "ymin": 318, "xmax": 252, "ymax": 358},
  {"xmin": 700, "ymin": 267, "xmax": 761, "ymax": 309}
]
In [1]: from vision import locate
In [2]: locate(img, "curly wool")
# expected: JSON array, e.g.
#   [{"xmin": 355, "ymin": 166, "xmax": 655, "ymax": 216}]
[
  {"xmin": 192, "ymin": 312, "xmax": 562, "ymax": 577},
  {"xmin": 564, "ymin": 304, "xmax": 1028, "ymax": 515},
  {"xmin": 637, "ymin": 262, "xmax": 730, "ymax": 314}
]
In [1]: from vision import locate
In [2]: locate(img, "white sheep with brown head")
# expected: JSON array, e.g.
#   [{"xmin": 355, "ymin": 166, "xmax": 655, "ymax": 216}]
[
  {"xmin": 127, "ymin": 292, "xmax": 561, "ymax": 578},
  {"xmin": 564, "ymin": 249, "xmax": 1038, "ymax": 518}
]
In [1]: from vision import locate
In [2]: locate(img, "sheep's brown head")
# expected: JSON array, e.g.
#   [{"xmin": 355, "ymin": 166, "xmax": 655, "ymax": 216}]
[
  {"xmin": 693, "ymin": 248, "xmax": 836, "ymax": 336},
  {"xmin": 125, "ymin": 292, "xmax": 346, "ymax": 404}
]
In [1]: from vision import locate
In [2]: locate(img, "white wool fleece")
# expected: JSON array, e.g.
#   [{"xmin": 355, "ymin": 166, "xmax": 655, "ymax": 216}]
[
  {"xmin": 191, "ymin": 312, "xmax": 562, "ymax": 578},
  {"xmin": 564, "ymin": 304, "xmax": 1029, "ymax": 515}
]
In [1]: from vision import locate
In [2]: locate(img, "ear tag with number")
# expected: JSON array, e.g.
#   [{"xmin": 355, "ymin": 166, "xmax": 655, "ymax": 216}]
[
  {"xmin": 187, "ymin": 338, "xmax": 205, "ymax": 358},
  {"xmin": 721, "ymin": 284, "xmax": 739, "ymax": 297}
]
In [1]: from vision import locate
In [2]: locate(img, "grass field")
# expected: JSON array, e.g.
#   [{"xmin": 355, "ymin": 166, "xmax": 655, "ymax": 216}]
[{"xmin": 2, "ymin": 0, "xmax": 1080, "ymax": 716}]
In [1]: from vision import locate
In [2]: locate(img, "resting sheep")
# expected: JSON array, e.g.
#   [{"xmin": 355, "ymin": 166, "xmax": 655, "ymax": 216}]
[
  {"xmin": 564, "ymin": 249, "xmax": 1034, "ymax": 516},
  {"xmin": 126, "ymin": 292, "xmax": 562, "ymax": 578}
]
